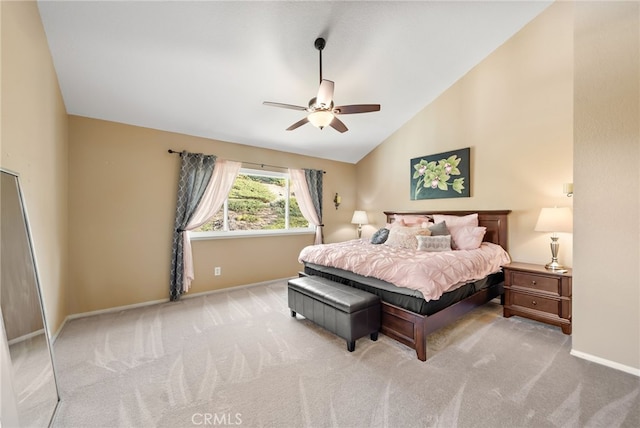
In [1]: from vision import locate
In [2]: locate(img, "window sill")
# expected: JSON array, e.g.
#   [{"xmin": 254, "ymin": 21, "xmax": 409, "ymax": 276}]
[{"xmin": 190, "ymin": 229, "xmax": 315, "ymax": 240}]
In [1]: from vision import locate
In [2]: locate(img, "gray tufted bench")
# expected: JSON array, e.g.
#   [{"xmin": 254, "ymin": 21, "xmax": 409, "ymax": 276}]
[{"xmin": 288, "ymin": 275, "xmax": 381, "ymax": 352}]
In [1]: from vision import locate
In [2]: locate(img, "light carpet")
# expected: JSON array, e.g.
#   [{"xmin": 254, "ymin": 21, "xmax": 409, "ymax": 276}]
[
  {"xmin": 51, "ymin": 280, "xmax": 639, "ymax": 427},
  {"xmin": 9, "ymin": 333, "xmax": 59, "ymax": 427}
]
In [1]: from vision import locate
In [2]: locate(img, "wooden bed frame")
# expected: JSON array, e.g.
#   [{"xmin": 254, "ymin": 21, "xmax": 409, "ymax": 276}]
[{"xmin": 380, "ymin": 210, "xmax": 511, "ymax": 361}]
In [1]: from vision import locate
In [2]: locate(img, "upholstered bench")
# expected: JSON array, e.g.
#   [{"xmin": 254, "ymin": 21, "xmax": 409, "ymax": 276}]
[{"xmin": 288, "ymin": 275, "xmax": 381, "ymax": 352}]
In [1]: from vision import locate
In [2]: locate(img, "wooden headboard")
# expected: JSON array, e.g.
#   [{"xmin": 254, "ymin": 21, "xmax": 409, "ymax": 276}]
[{"xmin": 384, "ymin": 210, "xmax": 511, "ymax": 251}]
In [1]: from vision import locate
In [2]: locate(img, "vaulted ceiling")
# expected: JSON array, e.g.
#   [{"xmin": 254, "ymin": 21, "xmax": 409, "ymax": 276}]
[{"xmin": 38, "ymin": 1, "xmax": 552, "ymax": 163}]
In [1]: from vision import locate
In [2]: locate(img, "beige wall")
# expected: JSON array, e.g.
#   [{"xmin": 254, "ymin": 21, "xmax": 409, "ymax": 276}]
[
  {"xmin": 573, "ymin": 1, "xmax": 639, "ymax": 371},
  {"xmin": 357, "ymin": 2, "xmax": 574, "ymax": 266},
  {"xmin": 68, "ymin": 116, "xmax": 356, "ymax": 314},
  {"xmin": 1, "ymin": 1, "xmax": 69, "ymax": 335}
]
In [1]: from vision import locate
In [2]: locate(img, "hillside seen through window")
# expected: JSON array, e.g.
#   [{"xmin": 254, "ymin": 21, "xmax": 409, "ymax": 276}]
[{"xmin": 193, "ymin": 169, "xmax": 310, "ymax": 234}]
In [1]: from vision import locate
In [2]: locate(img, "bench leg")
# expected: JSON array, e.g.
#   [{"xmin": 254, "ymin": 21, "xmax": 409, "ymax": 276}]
[
  {"xmin": 290, "ymin": 310, "xmax": 296, "ymax": 317},
  {"xmin": 370, "ymin": 332, "xmax": 378, "ymax": 341},
  {"xmin": 347, "ymin": 340, "xmax": 355, "ymax": 352}
]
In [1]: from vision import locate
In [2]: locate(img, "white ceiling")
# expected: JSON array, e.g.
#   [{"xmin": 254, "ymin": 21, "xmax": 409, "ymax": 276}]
[{"xmin": 37, "ymin": 1, "xmax": 552, "ymax": 164}]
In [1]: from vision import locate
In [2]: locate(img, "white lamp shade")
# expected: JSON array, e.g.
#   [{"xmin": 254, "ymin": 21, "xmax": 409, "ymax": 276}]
[
  {"xmin": 351, "ymin": 210, "xmax": 369, "ymax": 225},
  {"xmin": 308, "ymin": 111, "xmax": 334, "ymax": 128},
  {"xmin": 534, "ymin": 207, "xmax": 573, "ymax": 233}
]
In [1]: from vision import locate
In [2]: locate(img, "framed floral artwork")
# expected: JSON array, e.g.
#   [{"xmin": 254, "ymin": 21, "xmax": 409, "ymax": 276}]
[{"xmin": 410, "ymin": 147, "xmax": 470, "ymax": 200}]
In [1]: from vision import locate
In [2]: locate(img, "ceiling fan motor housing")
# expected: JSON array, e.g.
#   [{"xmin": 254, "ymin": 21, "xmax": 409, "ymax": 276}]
[{"xmin": 308, "ymin": 97, "xmax": 333, "ymax": 111}]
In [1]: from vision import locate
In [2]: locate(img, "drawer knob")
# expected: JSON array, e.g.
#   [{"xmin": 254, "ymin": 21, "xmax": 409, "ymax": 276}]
[
  {"xmin": 532, "ymin": 300, "xmax": 537, "ymax": 305},
  {"xmin": 531, "ymin": 280, "xmax": 537, "ymax": 285}
]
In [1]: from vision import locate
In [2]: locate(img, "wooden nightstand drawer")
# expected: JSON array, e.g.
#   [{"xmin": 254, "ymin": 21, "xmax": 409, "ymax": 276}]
[
  {"xmin": 502, "ymin": 262, "xmax": 572, "ymax": 335},
  {"xmin": 511, "ymin": 291, "xmax": 558, "ymax": 315},
  {"xmin": 511, "ymin": 272, "xmax": 560, "ymax": 295}
]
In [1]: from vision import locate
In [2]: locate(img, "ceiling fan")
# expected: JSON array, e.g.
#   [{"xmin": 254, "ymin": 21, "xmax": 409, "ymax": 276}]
[{"xmin": 263, "ymin": 37, "xmax": 381, "ymax": 133}]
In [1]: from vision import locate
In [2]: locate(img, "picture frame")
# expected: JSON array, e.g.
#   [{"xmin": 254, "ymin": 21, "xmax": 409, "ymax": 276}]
[{"xmin": 410, "ymin": 147, "xmax": 470, "ymax": 200}]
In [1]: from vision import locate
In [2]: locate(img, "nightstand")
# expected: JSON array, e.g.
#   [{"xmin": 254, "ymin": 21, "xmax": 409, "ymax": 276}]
[{"xmin": 503, "ymin": 262, "xmax": 572, "ymax": 334}]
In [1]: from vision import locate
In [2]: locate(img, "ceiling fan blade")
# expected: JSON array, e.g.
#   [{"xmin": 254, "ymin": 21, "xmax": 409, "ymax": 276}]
[
  {"xmin": 329, "ymin": 116, "xmax": 348, "ymax": 133},
  {"xmin": 333, "ymin": 104, "xmax": 381, "ymax": 115},
  {"xmin": 316, "ymin": 79, "xmax": 334, "ymax": 108},
  {"xmin": 263, "ymin": 101, "xmax": 307, "ymax": 111},
  {"xmin": 286, "ymin": 117, "xmax": 309, "ymax": 131}
]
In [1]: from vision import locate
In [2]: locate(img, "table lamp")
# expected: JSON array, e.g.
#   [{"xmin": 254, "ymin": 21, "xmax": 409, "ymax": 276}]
[
  {"xmin": 534, "ymin": 207, "xmax": 573, "ymax": 270},
  {"xmin": 351, "ymin": 210, "xmax": 369, "ymax": 239}
]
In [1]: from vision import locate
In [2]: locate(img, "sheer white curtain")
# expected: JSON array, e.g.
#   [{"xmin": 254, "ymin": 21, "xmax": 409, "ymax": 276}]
[
  {"xmin": 182, "ymin": 159, "xmax": 242, "ymax": 292},
  {"xmin": 290, "ymin": 168, "xmax": 323, "ymax": 245}
]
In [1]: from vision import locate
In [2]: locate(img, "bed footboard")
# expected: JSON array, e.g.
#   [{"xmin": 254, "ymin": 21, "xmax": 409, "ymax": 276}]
[
  {"xmin": 380, "ymin": 302, "xmax": 428, "ymax": 361},
  {"xmin": 380, "ymin": 282, "xmax": 503, "ymax": 361}
]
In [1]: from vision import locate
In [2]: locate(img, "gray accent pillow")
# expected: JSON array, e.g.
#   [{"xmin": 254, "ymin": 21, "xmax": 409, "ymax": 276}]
[
  {"xmin": 428, "ymin": 221, "xmax": 451, "ymax": 236},
  {"xmin": 370, "ymin": 227, "xmax": 389, "ymax": 244}
]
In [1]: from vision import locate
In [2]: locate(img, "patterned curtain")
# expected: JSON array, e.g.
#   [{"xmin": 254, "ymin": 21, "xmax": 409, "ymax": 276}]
[
  {"xmin": 170, "ymin": 151, "xmax": 216, "ymax": 301},
  {"xmin": 305, "ymin": 169, "xmax": 324, "ymax": 244},
  {"xmin": 304, "ymin": 169, "xmax": 323, "ymax": 220},
  {"xmin": 290, "ymin": 168, "xmax": 324, "ymax": 244}
]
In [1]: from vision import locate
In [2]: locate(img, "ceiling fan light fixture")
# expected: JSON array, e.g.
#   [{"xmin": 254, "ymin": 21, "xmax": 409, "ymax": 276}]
[{"xmin": 308, "ymin": 110, "xmax": 334, "ymax": 129}]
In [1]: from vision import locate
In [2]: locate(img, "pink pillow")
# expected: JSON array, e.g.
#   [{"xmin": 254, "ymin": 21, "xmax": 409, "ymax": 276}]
[
  {"xmin": 393, "ymin": 214, "xmax": 432, "ymax": 227},
  {"xmin": 451, "ymin": 226, "xmax": 486, "ymax": 250},
  {"xmin": 387, "ymin": 219, "xmax": 407, "ymax": 228},
  {"xmin": 387, "ymin": 218, "xmax": 431, "ymax": 230},
  {"xmin": 432, "ymin": 213, "xmax": 478, "ymax": 228}
]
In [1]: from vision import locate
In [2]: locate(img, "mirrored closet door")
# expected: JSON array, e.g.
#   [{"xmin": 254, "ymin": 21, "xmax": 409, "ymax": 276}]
[{"xmin": 1, "ymin": 168, "xmax": 59, "ymax": 427}]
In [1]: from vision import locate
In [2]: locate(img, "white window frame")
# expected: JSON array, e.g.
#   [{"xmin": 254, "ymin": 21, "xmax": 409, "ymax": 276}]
[{"xmin": 190, "ymin": 168, "xmax": 315, "ymax": 240}]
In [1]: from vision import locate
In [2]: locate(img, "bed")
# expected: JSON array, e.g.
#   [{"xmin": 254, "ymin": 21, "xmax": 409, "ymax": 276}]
[{"xmin": 299, "ymin": 210, "xmax": 511, "ymax": 361}]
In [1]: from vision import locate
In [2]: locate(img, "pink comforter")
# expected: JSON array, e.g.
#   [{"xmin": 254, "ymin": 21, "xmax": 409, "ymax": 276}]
[{"xmin": 298, "ymin": 240, "xmax": 511, "ymax": 302}]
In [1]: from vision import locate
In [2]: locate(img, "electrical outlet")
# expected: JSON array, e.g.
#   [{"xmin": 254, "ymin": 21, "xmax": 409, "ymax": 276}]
[{"xmin": 214, "ymin": 267, "xmax": 221, "ymax": 276}]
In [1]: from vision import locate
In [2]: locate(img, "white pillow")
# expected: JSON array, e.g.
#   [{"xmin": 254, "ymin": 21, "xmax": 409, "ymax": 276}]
[
  {"xmin": 385, "ymin": 226, "xmax": 431, "ymax": 250},
  {"xmin": 416, "ymin": 235, "xmax": 452, "ymax": 252}
]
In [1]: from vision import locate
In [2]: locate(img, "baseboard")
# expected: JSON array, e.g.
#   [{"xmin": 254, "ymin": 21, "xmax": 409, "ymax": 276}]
[
  {"xmin": 570, "ymin": 348, "xmax": 640, "ymax": 377},
  {"xmin": 8, "ymin": 329, "xmax": 45, "ymax": 346},
  {"xmin": 50, "ymin": 297, "xmax": 169, "ymax": 344},
  {"xmin": 51, "ymin": 277, "xmax": 293, "ymax": 343},
  {"xmin": 181, "ymin": 277, "xmax": 288, "ymax": 300},
  {"xmin": 51, "ymin": 318, "xmax": 68, "ymax": 344}
]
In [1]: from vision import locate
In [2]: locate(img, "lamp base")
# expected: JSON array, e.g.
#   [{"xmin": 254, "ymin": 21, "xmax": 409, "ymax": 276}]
[
  {"xmin": 545, "ymin": 261, "xmax": 565, "ymax": 270},
  {"xmin": 545, "ymin": 236, "xmax": 563, "ymax": 270}
]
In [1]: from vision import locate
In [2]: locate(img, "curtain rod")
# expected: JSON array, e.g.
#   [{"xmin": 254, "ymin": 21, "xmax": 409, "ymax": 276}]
[{"xmin": 168, "ymin": 149, "xmax": 325, "ymax": 173}]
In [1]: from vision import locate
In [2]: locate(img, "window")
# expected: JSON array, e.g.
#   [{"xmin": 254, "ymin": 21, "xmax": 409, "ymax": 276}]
[{"xmin": 191, "ymin": 168, "xmax": 314, "ymax": 238}]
